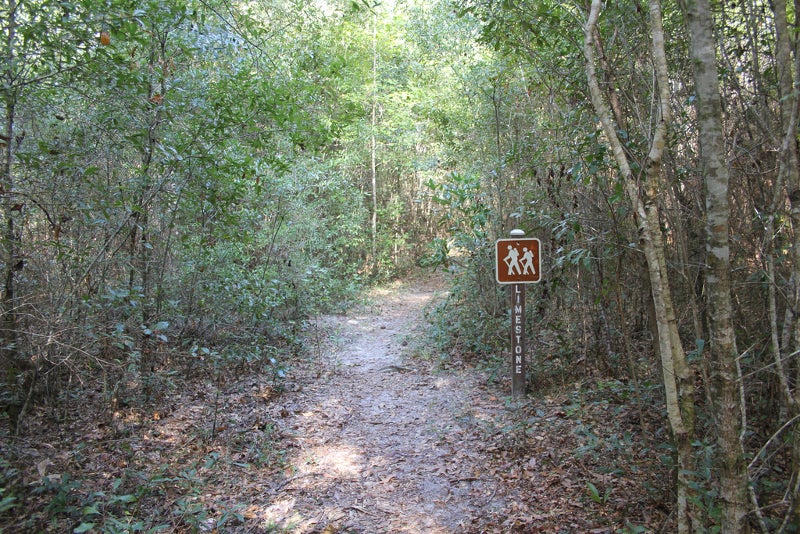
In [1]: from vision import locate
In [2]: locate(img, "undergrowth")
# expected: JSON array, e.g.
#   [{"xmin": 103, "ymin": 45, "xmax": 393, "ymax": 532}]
[
  {"xmin": 471, "ymin": 377, "xmax": 673, "ymax": 532},
  {"xmin": 0, "ymin": 350, "xmax": 292, "ymax": 533}
]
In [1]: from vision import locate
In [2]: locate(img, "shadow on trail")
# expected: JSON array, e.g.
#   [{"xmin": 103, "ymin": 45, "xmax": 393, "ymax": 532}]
[{"xmin": 255, "ymin": 281, "xmax": 505, "ymax": 533}]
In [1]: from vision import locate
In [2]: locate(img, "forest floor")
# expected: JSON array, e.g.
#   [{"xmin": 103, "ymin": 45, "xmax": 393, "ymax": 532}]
[{"xmin": 1, "ymin": 274, "xmax": 672, "ymax": 533}]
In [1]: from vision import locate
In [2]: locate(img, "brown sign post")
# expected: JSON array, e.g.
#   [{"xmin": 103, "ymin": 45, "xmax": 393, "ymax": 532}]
[{"xmin": 495, "ymin": 231, "xmax": 541, "ymax": 398}]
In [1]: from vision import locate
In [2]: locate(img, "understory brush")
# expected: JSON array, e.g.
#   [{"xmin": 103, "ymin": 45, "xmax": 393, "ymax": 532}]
[
  {"xmin": 0, "ymin": 346, "xmax": 294, "ymax": 533},
  {"xmin": 473, "ymin": 377, "xmax": 673, "ymax": 532}
]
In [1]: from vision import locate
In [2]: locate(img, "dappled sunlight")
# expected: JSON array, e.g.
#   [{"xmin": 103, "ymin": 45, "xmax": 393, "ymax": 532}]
[
  {"xmin": 301, "ymin": 443, "xmax": 364, "ymax": 478},
  {"xmin": 434, "ymin": 376, "xmax": 452, "ymax": 389},
  {"xmin": 270, "ymin": 431, "xmax": 468, "ymax": 533},
  {"xmin": 1, "ymin": 0, "xmax": 725, "ymax": 527},
  {"xmin": 247, "ymin": 497, "xmax": 317, "ymax": 532},
  {"xmin": 78, "ymin": 279, "xmax": 482, "ymax": 533}
]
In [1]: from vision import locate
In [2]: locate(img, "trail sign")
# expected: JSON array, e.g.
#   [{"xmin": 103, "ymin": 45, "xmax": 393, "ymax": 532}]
[
  {"xmin": 495, "ymin": 237, "xmax": 541, "ymax": 284},
  {"xmin": 496, "ymin": 230, "xmax": 540, "ymax": 398}
]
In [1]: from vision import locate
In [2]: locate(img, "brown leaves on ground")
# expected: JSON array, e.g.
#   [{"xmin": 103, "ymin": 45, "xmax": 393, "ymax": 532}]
[
  {"xmin": 0, "ymin": 276, "xmax": 671, "ymax": 533},
  {"xmin": 463, "ymin": 383, "xmax": 672, "ymax": 533}
]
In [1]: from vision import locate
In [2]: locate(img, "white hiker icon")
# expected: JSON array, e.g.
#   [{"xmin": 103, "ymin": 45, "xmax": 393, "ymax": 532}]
[
  {"xmin": 495, "ymin": 236, "xmax": 540, "ymax": 284},
  {"xmin": 521, "ymin": 247, "xmax": 536, "ymax": 276},
  {"xmin": 504, "ymin": 245, "xmax": 522, "ymax": 276}
]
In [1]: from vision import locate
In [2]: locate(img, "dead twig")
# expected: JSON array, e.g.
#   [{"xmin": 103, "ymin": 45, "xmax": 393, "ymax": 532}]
[
  {"xmin": 272, "ymin": 472, "xmax": 316, "ymax": 492},
  {"xmin": 344, "ymin": 505, "xmax": 378, "ymax": 517},
  {"xmin": 480, "ymin": 486, "xmax": 499, "ymax": 508},
  {"xmin": 378, "ymin": 365, "xmax": 416, "ymax": 373},
  {"xmin": 449, "ymin": 476, "xmax": 482, "ymax": 484}
]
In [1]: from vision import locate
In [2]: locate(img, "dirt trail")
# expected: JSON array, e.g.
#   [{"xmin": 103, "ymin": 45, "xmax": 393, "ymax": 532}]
[
  {"xmin": 1, "ymin": 276, "xmax": 667, "ymax": 533},
  {"xmin": 262, "ymin": 278, "xmax": 505, "ymax": 533}
]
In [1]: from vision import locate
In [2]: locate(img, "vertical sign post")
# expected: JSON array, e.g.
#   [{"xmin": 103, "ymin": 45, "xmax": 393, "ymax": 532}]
[
  {"xmin": 511, "ymin": 282, "xmax": 526, "ymax": 397},
  {"xmin": 495, "ymin": 230, "xmax": 541, "ymax": 398}
]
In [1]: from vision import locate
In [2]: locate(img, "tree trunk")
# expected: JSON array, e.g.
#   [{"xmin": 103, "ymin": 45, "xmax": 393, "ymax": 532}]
[
  {"xmin": 0, "ymin": 0, "xmax": 23, "ymax": 389},
  {"xmin": 584, "ymin": 1, "xmax": 696, "ymax": 530},
  {"xmin": 771, "ymin": 0, "xmax": 800, "ymax": 525},
  {"xmin": 370, "ymin": 12, "xmax": 378, "ymax": 270},
  {"xmin": 683, "ymin": 0, "xmax": 750, "ymax": 530}
]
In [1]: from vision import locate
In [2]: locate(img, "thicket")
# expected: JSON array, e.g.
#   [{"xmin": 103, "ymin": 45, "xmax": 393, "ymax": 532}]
[
  {"xmin": 2, "ymin": 0, "xmax": 799, "ymax": 530},
  {"xmin": 0, "ymin": 1, "xmax": 456, "ymax": 527},
  {"xmin": 0, "ymin": 0, "xmax": 453, "ymax": 434},
  {"xmin": 420, "ymin": 0, "xmax": 800, "ymax": 530}
]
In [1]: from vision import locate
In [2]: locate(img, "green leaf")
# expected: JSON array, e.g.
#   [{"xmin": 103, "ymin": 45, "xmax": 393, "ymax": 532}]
[
  {"xmin": 586, "ymin": 481, "xmax": 602, "ymax": 504},
  {"xmin": 0, "ymin": 495, "xmax": 17, "ymax": 513},
  {"xmin": 82, "ymin": 502, "xmax": 101, "ymax": 516},
  {"xmin": 109, "ymin": 493, "xmax": 137, "ymax": 505},
  {"xmin": 74, "ymin": 523, "xmax": 95, "ymax": 533}
]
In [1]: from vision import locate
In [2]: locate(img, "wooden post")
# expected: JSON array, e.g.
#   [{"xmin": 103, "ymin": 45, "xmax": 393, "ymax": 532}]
[
  {"xmin": 511, "ymin": 282, "xmax": 526, "ymax": 397},
  {"xmin": 508, "ymin": 228, "xmax": 526, "ymax": 398}
]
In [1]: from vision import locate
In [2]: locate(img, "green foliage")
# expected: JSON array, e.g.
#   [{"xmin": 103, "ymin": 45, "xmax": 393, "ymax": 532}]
[
  {"xmin": 681, "ymin": 439, "xmax": 726, "ymax": 532},
  {"xmin": 4, "ymin": 433, "xmax": 288, "ymax": 533},
  {"xmin": 0, "ymin": 456, "xmax": 20, "ymax": 520},
  {"xmin": 1, "ymin": 0, "xmax": 796, "ymax": 530},
  {"xmin": 586, "ymin": 480, "xmax": 613, "ymax": 505},
  {"xmin": 427, "ymin": 270, "xmax": 507, "ymax": 361},
  {"xmin": 427, "ymin": 172, "xmax": 492, "ymax": 248},
  {"xmin": 422, "ymin": 171, "xmax": 509, "ymax": 362},
  {"xmin": 21, "ymin": 458, "xmax": 240, "ymax": 532},
  {"xmin": 0, "ymin": 0, "xmax": 396, "ymax": 417}
]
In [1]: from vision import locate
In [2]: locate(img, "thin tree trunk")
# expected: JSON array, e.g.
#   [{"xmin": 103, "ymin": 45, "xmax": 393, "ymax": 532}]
[
  {"xmin": 0, "ymin": 0, "xmax": 23, "ymax": 387},
  {"xmin": 491, "ymin": 84, "xmax": 506, "ymax": 237},
  {"xmin": 584, "ymin": 1, "xmax": 696, "ymax": 530},
  {"xmin": 1, "ymin": 94, "xmax": 17, "ymax": 373},
  {"xmin": 683, "ymin": 0, "xmax": 750, "ymax": 530},
  {"xmin": 771, "ymin": 0, "xmax": 800, "ymax": 524},
  {"xmin": 370, "ymin": 13, "xmax": 378, "ymax": 269}
]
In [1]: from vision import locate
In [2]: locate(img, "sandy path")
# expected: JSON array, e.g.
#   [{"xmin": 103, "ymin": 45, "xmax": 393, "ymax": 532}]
[
  {"xmin": 2, "ymin": 278, "xmax": 667, "ymax": 533},
  {"xmin": 262, "ymin": 279, "xmax": 505, "ymax": 533}
]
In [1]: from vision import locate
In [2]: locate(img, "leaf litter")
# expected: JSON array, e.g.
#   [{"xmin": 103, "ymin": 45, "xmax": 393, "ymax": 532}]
[{"xmin": 0, "ymin": 274, "xmax": 670, "ymax": 533}]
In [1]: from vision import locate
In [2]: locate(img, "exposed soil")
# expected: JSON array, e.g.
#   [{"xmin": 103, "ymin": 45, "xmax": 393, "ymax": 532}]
[
  {"xmin": 1, "ymin": 275, "xmax": 669, "ymax": 533},
  {"xmin": 260, "ymin": 276, "xmax": 507, "ymax": 533},
  {"xmin": 246, "ymin": 275, "xmax": 669, "ymax": 533}
]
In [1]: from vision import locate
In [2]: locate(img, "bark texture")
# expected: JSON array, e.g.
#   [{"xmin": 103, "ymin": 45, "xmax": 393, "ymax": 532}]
[
  {"xmin": 584, "ymin": 1, "xmax": 696, "ymax": 530},
  {"xmin": 772, "ymin": 0, "xmax": 800, "ymax": 525},
  {"xmin": 683, "ymin": 0, "xmax": 750, "ymax": 530}
]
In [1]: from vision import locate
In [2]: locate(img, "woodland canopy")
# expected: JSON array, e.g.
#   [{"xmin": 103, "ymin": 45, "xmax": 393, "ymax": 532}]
[{"xmin": 1, "ymin": 0, "xmax": 800, "ymax": 532}]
